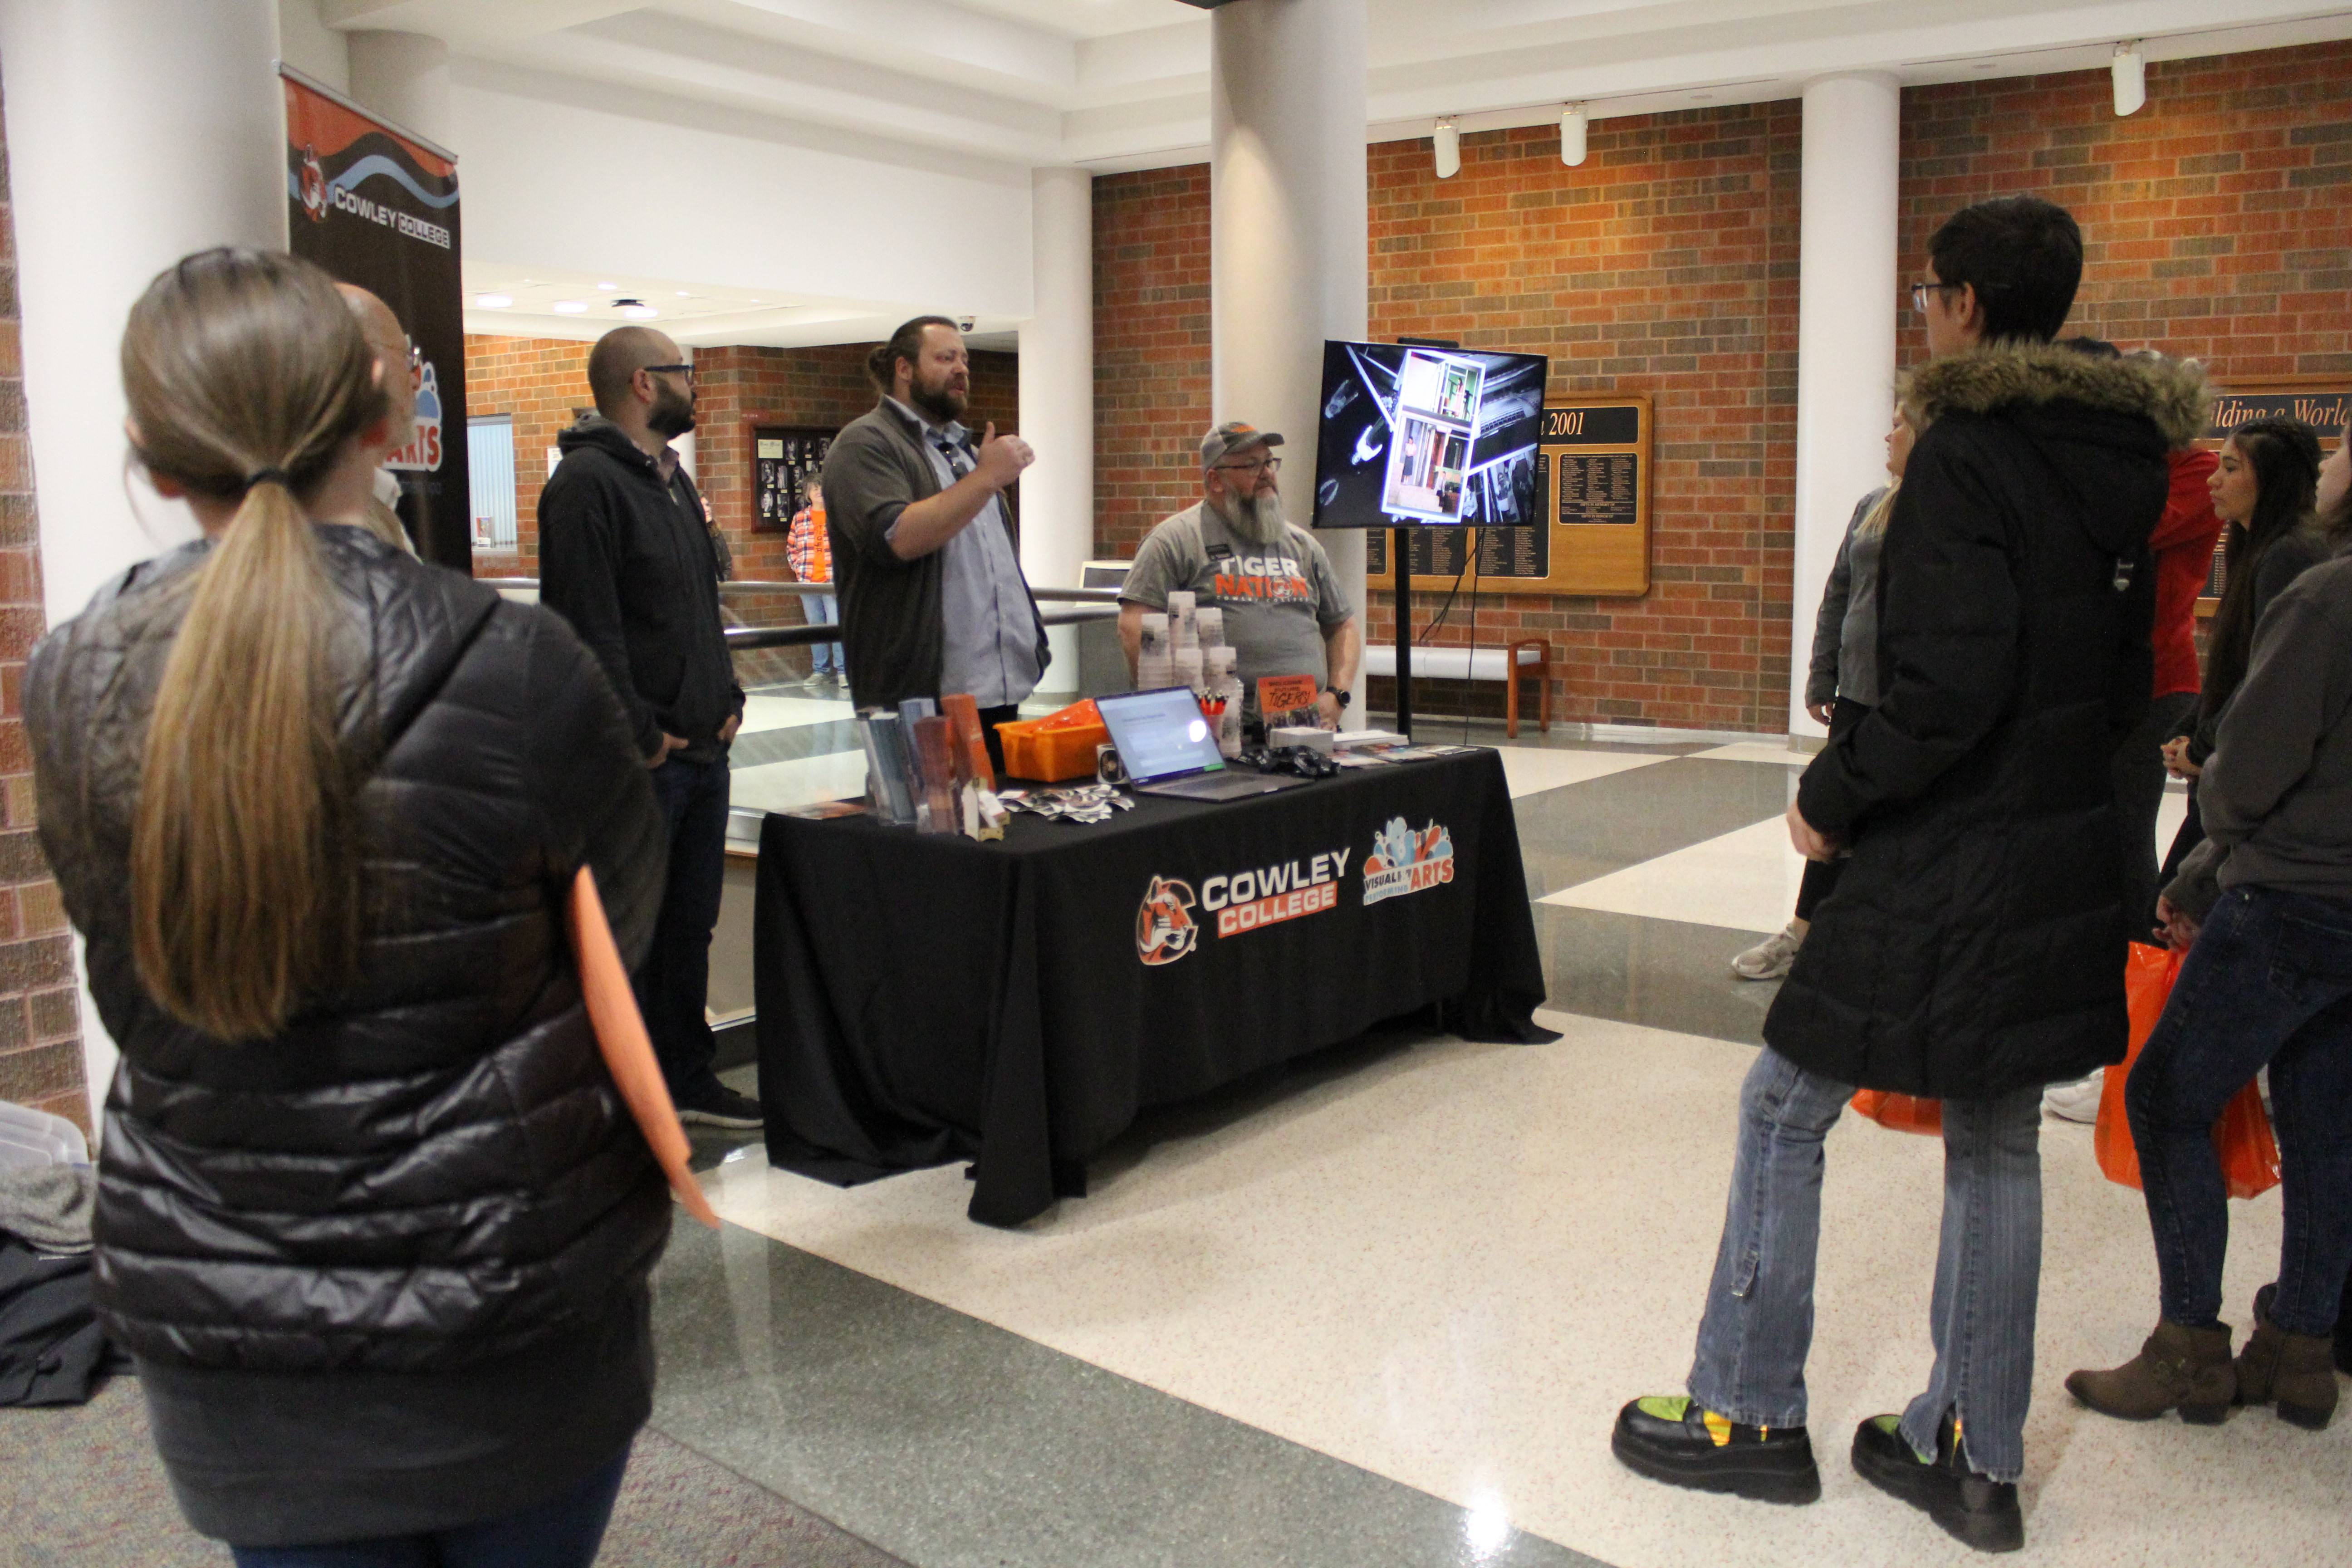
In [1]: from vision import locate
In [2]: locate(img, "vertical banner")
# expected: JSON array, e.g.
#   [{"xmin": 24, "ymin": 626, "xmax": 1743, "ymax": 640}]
[{"xmin": 280, "ymin": 69, "xmax": 470, "ymax": 572}]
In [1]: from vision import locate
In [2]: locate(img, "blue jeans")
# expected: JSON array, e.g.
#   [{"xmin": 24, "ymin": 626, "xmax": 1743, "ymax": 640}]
[
  {"xmin": 2127, "ymin": 885, "xmax": 2352, "ymax": 1337},
  {"xmin": 637, "ymin": 755, "xmax": 730, "ymax": 1101},
  {"xmin": 806, "ymin": 592, "xmax": 841, "ymax": 675},
  {"xmin": 1688, "ymin": 1048, "xmax": 2044, "ymax": 1481},
  {"xmin": 229, "ymin": 1447, "xmax": 627, "ymax": 1567}
]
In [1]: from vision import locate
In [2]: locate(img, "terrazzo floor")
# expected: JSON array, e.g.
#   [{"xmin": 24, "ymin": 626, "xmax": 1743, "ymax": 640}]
[{"xmin": 658, "ymin": 715, "xmax": 2326, "ymax": 1568}]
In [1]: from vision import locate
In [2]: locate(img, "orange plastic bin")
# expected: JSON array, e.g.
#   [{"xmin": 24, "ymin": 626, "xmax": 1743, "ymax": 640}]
[{"xmin": 994, "ymin": 699, "xmax": 1108, "ymax": 782}]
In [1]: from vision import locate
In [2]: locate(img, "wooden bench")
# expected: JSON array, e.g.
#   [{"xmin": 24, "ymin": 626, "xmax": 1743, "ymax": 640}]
[{"xmin": 1362, "ymin": 639, "xmax": 1553, "ymax": 738}]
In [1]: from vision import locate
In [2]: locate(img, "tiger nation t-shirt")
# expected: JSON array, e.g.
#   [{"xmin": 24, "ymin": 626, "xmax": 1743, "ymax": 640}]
[{"xmin": 1121, "ymin": 501, "xmax": 1354, "ymax": 715}]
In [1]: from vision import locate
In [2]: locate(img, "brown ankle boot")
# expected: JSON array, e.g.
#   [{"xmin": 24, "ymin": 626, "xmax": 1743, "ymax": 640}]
[
  {"xmin": 2066, "ymin": 1320, "xmax": 2235, "ymax": 1424},
  {"xmin": 2236, "ymin": 1290, "xmax": 2340, "ymax": 1431}
]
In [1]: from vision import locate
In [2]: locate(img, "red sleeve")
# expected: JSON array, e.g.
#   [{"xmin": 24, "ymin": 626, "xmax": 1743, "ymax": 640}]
[{"xmin": 2150, "ymin": 448, "xmax": 2221, "ymax": 551}]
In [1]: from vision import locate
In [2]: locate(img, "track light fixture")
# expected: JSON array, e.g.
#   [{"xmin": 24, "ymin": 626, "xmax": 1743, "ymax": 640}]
[
  {"xmin": 1561, "ymin": 103, "xmax": 1588, "ymax": 167},
  {"xmin": 2112, "ymin": 41, "xmax": 2145, "ymax": 117},
  {"xmin": 1433, "ymin": 116, "xmax": 1461, "ymax": 179}
]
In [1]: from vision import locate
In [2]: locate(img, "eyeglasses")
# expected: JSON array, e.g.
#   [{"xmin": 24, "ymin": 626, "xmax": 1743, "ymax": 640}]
[
  {"xmin": 407, "ymin": 342, "xmax": 423, "ymax": 372},
  {"xmin": 1910, "ymin": 282, "xmax": 1968, "ymax": 313},
  {"xmin": 641, "ymin": 363, "xmax": 695, "ymax": 380},
  {"xmin": 1215, "ymin": 456, "xmax": 1281, "ymax": 475}
]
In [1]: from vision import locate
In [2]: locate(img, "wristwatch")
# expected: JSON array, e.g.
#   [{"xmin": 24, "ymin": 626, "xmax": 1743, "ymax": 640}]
[{"xmin": 1323, "ymin": 686, "xmax": 1352, "ymax": 709}]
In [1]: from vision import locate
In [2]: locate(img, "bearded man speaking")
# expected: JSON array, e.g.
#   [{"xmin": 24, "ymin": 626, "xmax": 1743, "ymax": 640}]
[
  {"xmin": 539, "ymin": 325, "xmax": 757, "ymax": 1130},
  {"xmin": 1120, "ymin": 421, "xmax": 1361, "ymax": 729},
  {"xmin": 823, "ymin": 315, "xmax": 1049, "ymax": 770}
]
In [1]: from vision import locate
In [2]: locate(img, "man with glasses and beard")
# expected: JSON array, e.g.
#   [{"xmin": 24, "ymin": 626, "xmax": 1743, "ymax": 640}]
[
  {"xmin": 539, "ymin": 325, "xmax": 757, "ymax": 1129},
  {"xmin": 1119, "ymin": 421, "xmax": 1360, "ymax": 729},
  {"xmin": 822, "ymin": 315, "xmax": 1049, "ymax": 774}
]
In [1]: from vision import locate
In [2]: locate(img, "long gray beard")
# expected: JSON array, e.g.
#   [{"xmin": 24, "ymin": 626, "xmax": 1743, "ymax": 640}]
[{"xmin": 1216, "ymin": 489, "xmax": 1288, "ymax": 546}]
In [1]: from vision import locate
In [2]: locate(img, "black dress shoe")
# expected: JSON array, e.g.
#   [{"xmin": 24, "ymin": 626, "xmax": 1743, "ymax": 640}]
[
  {"xmin": 1611, "ymin": 1396, "xmax": 1820, "ymax": 1504},
  {"xmin": 674, "ymin": 1082, "xmax": 764, "ymax": 1130},
  {"xmin": 1851, "ymin": 1413, "xmax": 2023, "ymax": 1553}
]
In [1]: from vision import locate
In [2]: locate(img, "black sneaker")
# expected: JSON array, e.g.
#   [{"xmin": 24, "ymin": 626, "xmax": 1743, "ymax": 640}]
[
  {"xmin": 1611, "ymin": 1395, "xmax": 1821, "ymax": 1504},
  {"xmin": 674, "ymin": 1083, "xmax": 764, "ymax": 1130},
  {"xmin": 1851, "ymin": 1413, "xmax": 2023, "ymax": 1553}
]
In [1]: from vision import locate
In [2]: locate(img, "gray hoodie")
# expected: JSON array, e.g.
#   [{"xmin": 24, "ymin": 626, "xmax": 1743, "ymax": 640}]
[{"xmin": 2167, "ymin": 551, "xmax": 2352, "ymax": 917}]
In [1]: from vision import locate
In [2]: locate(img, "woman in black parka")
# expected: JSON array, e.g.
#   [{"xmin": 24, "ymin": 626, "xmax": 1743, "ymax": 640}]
[
  {"xmin": 1613, "ymin": 197, "xmax": 2208, "ymax": 1555},
  {"xmin": 25, "ymin": 250, "xmax": 669, "ymax": 1565}
]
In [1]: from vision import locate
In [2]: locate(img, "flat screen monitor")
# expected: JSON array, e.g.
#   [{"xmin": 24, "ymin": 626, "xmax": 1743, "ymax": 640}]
[{"xmin": 1309, "ymin": 341, "xmax": 1549, "ymax": 529}]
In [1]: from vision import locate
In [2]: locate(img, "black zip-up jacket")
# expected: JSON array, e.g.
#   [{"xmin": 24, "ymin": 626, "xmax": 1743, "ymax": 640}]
[
  {"xmin": 1768, "ymin": 343, "xmax": 2209, "ymax": 1099},
  {"xmin": 539, "ymin": 416, "xmax": 743, "ymax": 763}
]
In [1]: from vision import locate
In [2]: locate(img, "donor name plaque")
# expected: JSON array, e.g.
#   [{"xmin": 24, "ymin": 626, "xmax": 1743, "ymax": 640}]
[{"xmin": 1367, "ymin": 392, "xmax": 1652, "ymax": 597}]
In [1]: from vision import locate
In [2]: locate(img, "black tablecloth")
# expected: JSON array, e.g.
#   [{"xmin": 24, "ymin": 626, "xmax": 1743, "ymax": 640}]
[{"xmin": 755, "ymin": 750, "xmax": 1553, "ymax": 1225}]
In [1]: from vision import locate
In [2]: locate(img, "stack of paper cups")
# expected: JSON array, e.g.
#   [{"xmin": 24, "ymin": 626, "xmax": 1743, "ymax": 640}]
[
  {"xmin": 1137, "ymin": 611, "xmax": 1172, "ymax": 691},
  {"xmin": 1167, "ymin": 590, "xmax": 1199, "ymax": 654},
  {"xmin": 1209, "ymin": 646, "xmax": 1244, "ymax": 757},
  {"xmin": 1174, "ymin": 645, "xmax": 1204, "ymax": 694},
  {"xmin": 1194, "ymin": 606, "xmax": 1225, "ymax": 652}
]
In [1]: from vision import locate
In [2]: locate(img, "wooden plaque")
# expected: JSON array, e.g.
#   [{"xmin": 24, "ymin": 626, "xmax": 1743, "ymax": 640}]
[{"xmin": 1366, "ymin": 393, "xmax": 1652, "ymax": 597}]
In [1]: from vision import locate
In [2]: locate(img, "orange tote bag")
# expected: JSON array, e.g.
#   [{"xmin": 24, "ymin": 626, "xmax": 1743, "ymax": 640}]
[
  {"xmin": 2095, "ymin": 941, "xmax": 2279, "ymax": 1200},
  {"xmin": 1850, "ymin": 1088, "xmax": 1943, "ymax": 1136},
  {"xmin": 569, "ymin": 867, "xmax": 721, "ymax": 1229}
]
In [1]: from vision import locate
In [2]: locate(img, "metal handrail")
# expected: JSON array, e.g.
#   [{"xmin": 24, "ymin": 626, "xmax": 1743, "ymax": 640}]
[
  {"xmin": 722, "ymin": 603, "xmax": 1116, "ymax": 652},
  {"xmin": 718, "ymin": 580, "xmax": 1122, "ymax": 604},
  {"xmin": 479, "ymin": 575, "xmax": 1124, "ymax": 605}
]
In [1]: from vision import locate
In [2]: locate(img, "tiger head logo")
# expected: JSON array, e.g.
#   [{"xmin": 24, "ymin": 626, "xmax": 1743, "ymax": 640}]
[
  {"xmin": 298, "ymin": 146, "xmax": 330, "ymax": 223},
  {"xmin": 1136, "ymin": 875, "xmax": 1199, "ymax": 966}
]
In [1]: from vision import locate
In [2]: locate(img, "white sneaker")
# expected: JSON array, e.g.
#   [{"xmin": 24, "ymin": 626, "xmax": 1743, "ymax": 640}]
[
  {"xmin": 1730, "ymin": 921, "xmax": 1805, "ymax": 980},
  {"xmin": 2043, "ymin": 1069, "xmax": 2106, "ymax": 1123}
]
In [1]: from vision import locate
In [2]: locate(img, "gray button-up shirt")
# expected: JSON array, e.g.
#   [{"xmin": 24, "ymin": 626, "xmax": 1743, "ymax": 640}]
[{"xmin": 882, "ymin": 397, "xmax": 1042, "ymax": 708}]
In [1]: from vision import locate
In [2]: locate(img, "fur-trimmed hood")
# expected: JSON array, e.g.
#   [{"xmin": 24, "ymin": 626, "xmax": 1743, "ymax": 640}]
[{"xmin": 1901, "ymin": 340, "xmax": 2212, "ymax": 451}]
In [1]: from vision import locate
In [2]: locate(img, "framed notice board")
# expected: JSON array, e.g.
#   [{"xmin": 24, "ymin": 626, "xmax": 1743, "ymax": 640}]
[
  {"xmin": 750, "ymin": 425, "xmax": 835, "ymax": 535},
  {"xmin": 2193, "ymin": 378, "xmax": 2348, "ymax": 612},
  {"xmin": 1366, "ymin": 392, "xmax": 1652, "ymax": 596}
]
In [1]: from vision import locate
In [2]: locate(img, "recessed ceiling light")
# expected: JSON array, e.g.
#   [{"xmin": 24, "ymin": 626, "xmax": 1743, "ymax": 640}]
[
  {"xmin": 621, "ymin": 304, "xmax": 658, "ymax": 319},
  {"xmin": 473, "ymin": 293, "xmax": 513, "ymax": 309},
  {"xmin": 596, "ymin": 281, "xmax": 616, "ymax": 289},
  {"xmin": 552, "ymin": 300, "xmax": 587, "ymax": 314},
  {"xmin": 676, "ymin": 290, "xmax": 691, "ymax": 297}
]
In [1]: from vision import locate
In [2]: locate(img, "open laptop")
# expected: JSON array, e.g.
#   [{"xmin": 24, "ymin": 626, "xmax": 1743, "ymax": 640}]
[{"xmin": 1097, "ymin": 687, "xmax": 1311, "ymax": 802}]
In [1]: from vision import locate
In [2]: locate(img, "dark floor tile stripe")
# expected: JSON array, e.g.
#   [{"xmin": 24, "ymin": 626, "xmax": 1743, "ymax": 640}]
[{"xmin": 649, "ymin": 1219, "xmax": 1614, "ymax": 1568}]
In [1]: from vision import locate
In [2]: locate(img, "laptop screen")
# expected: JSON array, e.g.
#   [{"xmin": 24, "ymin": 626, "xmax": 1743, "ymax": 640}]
[{"xmin": 1097, "ymin": 688, "xmax": 1225, "ymax": 783}]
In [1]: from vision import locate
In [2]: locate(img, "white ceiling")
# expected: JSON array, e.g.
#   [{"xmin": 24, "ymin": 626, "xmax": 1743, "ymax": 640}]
[
  {"xmin": 328, "ymin": 0, "xmax": 2351, "ymax": 345},
  {"xmin": 329, "ymin": 0, "xmax": 2352, "ymax": 173}
]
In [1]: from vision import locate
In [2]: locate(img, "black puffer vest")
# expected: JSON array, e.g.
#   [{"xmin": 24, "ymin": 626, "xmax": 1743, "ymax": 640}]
[{"xmin": 25, "ymin": 527, "xmax": 671, "ymax": 1373}]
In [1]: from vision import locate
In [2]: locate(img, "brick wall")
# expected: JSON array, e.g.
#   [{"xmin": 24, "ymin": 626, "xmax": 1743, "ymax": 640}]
[
  {"xmin": 0, "ymin": 88, "xmax": 86, "ymax": 1134},
  {"xmin": 1897, "ymin": 44, "xmax": 2352, "ymax": 379},
  {"xmin": 1094, "ymin": 106, "xmax": 1803, "ymax": 733},
  {"xmin": 1095, "ymin": 165, "xmax": 1214, "ymax": 564},
  {"xmin": 1091, "ymin": 37, "xmax": 2352, "ymax": 734},
  {"xmin": 464, "ymin": 334, "xmax": 1018, "ymax": 684},
  {"xmin": 460, "ymin": 333, "xmax": 592, "ymax": 578}
]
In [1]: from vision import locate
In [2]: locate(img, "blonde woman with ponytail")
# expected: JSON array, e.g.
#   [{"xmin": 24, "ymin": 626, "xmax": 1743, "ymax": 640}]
[
  {"xmin": 1730, "ymin": 404, "xmax": 1920, "ymax": 980},
  {"xmin": 25, "ymin": 249, "xmax": 668, "ymax": 1567}
]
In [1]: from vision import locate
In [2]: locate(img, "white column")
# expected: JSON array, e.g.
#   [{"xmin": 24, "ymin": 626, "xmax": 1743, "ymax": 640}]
[
  {"xmin": 1019, "ymin": 165, "xmax": 1095, "ymax": 695},
  {"xmin": 346, "ymin": 30, "xmax": 455, "ymax": 151},
  {"xmin": 1790, "ymin": 73, "xmax": 1900, "ymax": 740},
  {"xmin": 1210, "ymin": 0, "xmax": 1368, "ymax": 711},
  {"xmin": 0, "ymin": 0, "xmax": 286, "ymax": 1129}
]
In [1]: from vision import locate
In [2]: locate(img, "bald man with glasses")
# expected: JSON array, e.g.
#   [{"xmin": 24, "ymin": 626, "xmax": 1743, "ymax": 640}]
[
  {"xmin": 539, "ymin": 325, "xmax": 756, "ymax": 1130},
  {"xmin": 1120, "ymin": 421, "xmax": 1360, "ymax": 730}
]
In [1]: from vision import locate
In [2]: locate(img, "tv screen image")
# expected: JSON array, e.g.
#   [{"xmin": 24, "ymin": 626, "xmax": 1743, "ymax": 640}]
[{"xmin": 1310, "ymin": 341, "xmax": 1549, "ymax": 530}]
